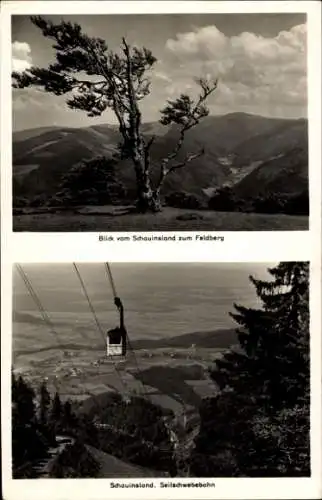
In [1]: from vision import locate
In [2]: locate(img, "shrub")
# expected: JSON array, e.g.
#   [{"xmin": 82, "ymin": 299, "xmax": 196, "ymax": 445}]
[
  {"xmin": 48, "ymin": 441, "xmax": 101, "ymax": 478},
  {"xmin": 208, "ymin": 187, "xmax": 238, "ymax": 212},
  {"xmin": 29, "ymin": 195, "xmax": 48, "ymax": 207},
  {"xmin": 56, "ymin": 156, "xmax": 127, "ymax": 206},
  {"xmin": 165, "ymin": 191, "xmax": 204, "ymax": 210},
  {"xmin": 253, "ymin": 193, "xmax": 288, "ymax": 214},
  {"xmin": 284, "ymin": 191, "xmax": 309, "ymax": 216},
  {"xmin": 13, "ymin": 196, "xmax": 29, "ymax": 208}
]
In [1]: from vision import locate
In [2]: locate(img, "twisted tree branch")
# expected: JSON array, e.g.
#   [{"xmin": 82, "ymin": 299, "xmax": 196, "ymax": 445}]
[
  {"xmin": 156, "ymin": 147, "xmax": 205, "ymax": 191},
  {"xmin": 156, "ymin": 78, "xmax": 218, "ymax": 189},
  {"xmin": 168, "ymin": 147, "xmax": 205, "ymax": 174}
]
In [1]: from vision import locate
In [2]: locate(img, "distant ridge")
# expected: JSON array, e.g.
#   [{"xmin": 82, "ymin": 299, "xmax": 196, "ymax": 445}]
[
  {"xmin": 132, "ymin": 328, "xmax": 237, "ymax": 350},
  {"xmin": 13, "ymin": 328, "xmax": 238, "ymax": 359},
  {"xmin": 12, "ymin": 112, "xmax": 308, "ymax": 202},
  {"xmin": 13, "ymin": 111, "xmax": 306, "ymax": 135},
  {"xmin": 13, "ymin": 126, "xmax": 61, "ymax": 142}
]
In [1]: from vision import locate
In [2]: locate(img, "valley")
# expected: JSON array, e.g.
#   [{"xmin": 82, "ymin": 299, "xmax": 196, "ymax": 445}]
[
  {"xmin": 12, "ymin": 333, "xmax": 224, "ymax": 477},
  {"xmin": 12, "ymin": 320, "xmax": 237, "ymax": 468},
  {"xmin": 13, "ymin": 335, "xmax": 225, "ymax": 414},
  {"xmin": 14, "ymin": 342, "xmax": 224, "ymax": 476}
]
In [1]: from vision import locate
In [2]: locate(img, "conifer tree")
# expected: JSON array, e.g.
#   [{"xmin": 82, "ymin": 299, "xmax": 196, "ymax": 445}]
[
  {"xmin": 12, "ymin": 374, "xmax": 49, "ymax": 472},
  {"xmin": 12, "ymin": 16, "xmax": 218, "ymax": 212},
  {"xmin": 62, "ymin": 400, "xmax": 78, "ymax": 432},
  {"xmin": 39, "ymin": 381, "xmax": 51, "ymax": 427},
  {"xmin": 50, "ymin": 392, "xmax": 63, "ymax": 432},
  {"xmin": 213, "ymin": 262, "xmax": 309, "ymax": 408},
  {"xmin": 190, "ymin": 262, "xmax": 310, "ymax": 477},
  {"xmin": 12, "ymin": 373, "xmax": 34, "ymax": 469},
  {"xmin": 51, "ymin": 392, "xmax": 62, "ymax": 420},
  {"xmin": 15, "ymin": 375, "xmax": 36, "ymax": 425}
]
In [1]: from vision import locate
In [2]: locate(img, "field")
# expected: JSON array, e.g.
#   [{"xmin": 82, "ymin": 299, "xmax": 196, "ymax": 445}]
[
  {"xmin": 13, "ymin": 343, "xmax": 222, "ymax": 417},
  {"xmin": 13, "ymin": 206, "xmax": 308, "ymax": 231}
]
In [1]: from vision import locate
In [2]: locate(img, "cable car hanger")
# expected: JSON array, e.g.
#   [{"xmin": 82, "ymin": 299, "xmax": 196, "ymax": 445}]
[
  {"xmin": 107, "ymin": 296, "xmax": 127, "ymax": 357},
  {"xmin": 103, "ymin": 262, "xmax": 126, "ymax": 358},
  {"xmin": 105, "ymin": 263, "xmax": 149, "ymax": 399}
]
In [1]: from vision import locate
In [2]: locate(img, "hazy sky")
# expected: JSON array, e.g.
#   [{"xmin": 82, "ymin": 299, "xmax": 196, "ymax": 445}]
[
  {"xmin": 12, "ymin": 13, "xmax": 307, "ymax": 130},
  {"xmin": 13, "ymin": 263, "xmax": 272, "ymax": 342}
]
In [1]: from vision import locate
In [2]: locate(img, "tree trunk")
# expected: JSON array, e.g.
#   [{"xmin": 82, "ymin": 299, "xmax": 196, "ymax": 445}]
[
  {"xmin": 134, "ymin": 160, "xmax": 162, "ymax": 213},
  {"xmin": 136, "ymin": 183, "xmax": 162, "ymax": 213}
]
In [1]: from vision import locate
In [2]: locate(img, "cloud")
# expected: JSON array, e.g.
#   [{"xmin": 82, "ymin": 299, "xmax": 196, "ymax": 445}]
[
  {"xmin": 163, "ymin": 23, "xmax": 307, "ymax": 118},
  {"xmin": 12, "ymin": 41, "xmax": 32, "ymax": 73},
  {"xmin": 154, "ymin": 71, "xmax": 172, "ymax": 84},
  {"xmin": 11, "ymin": 23, "xmax": 307, "ymax": 129}
]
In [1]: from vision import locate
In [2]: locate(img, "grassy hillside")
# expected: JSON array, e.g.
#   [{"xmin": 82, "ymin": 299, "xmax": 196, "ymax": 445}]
[
  {"xmin": 232, "ymin": 146, "xmax": 308, "ymax": 199},
  {"xmin": 48, "ymin": 441, "xmax": 161, "ymax": 478},
  {"xmin": 13, "ymin": 206, "xmax": 308, "ymax": 231},
  {"xmin": 13, "ymin": 126, "xmax": 120, "ymax": 196},
  {"xmin": 13, "ymin": 126, "xmax": 60, "ymax": 142},
  {"xmin": 133, "ymin": 365, "xmax": 209, "ymax": 408},
  {"xmin": 185, "ymin": 112, "xmax": 293, "ymax": 153},
  {"xmin": 77, "ymin": 360, "xmax": 217, "ymax": 415},
  {"xmin": 85, "ymin": 445, "xmax": 162, "ymax": 477},
  {"xmin": 232, "ymin": 118, "xmax": 307, "ymax": 167}
]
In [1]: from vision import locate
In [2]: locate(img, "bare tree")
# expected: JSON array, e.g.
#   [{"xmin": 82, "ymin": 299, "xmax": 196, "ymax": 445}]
[{"xmin": 13, "ymin": 16, "xmax": 218, "ymax": 212}]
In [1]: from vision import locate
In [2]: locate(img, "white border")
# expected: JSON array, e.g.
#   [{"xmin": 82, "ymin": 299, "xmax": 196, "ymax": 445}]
[
  {"xmin": 0, "ymin": 0, "xmax": 318, "ymax": 15},
  {"xmin": 8, "ymin": 231, "xmax": 314, "ymax": 263},
  {"xmin": 1, "ymin": 1, "xmax": 322, "ymax": 500}
]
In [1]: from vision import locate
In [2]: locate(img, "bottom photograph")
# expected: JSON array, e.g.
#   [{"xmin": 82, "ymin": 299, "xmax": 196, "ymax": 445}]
[{"xmin": 12, "ymin": 262, "xmax": 310, "ymax": 479}]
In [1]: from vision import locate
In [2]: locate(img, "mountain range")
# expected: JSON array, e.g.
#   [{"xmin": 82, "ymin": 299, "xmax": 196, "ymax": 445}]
[{"xmin": 12, "ymin": 112, "xmax": 308, "ymax": 204}]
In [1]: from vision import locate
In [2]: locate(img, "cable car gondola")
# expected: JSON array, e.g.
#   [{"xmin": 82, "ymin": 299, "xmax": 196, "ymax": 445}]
[{"xmin": 106, "ymin": 297, "xmax": 127, "ymax": 357}]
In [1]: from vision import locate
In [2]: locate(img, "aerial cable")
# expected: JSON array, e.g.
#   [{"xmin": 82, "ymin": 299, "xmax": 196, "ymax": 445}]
[
  {"xmin": 105, "ymin": 262, "xmax": 117, "ymax": 299},
  {"xmin": 17, "ymin": 264, "xmax": 61, "ymax": 345},
  {"xmin": 16, "ymin": 264, "xmax": 117, "ymax": 413},
  {"xmin": 72, "ymin": 263, "xmax": 128, "ymax": 394},
  {"xmin": 73, "ymin": 263, "xmax": 106, "ymax": 342},
  {"xmin": 104, "ymin": 262, "xmax": 150, "ymax": 400},
  {"xmin": 18, "ymin": 264, "xmax": 97, "ymax": 348},
  {"xmin": 16, "ymin": 265, "xmax": 88, "ymax": 396}
]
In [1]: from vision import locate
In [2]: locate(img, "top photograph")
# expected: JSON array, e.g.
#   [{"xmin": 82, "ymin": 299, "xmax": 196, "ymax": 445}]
[{"xmin": 12, "ymin": 13, "xmax": 308, "ymax": 232}]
